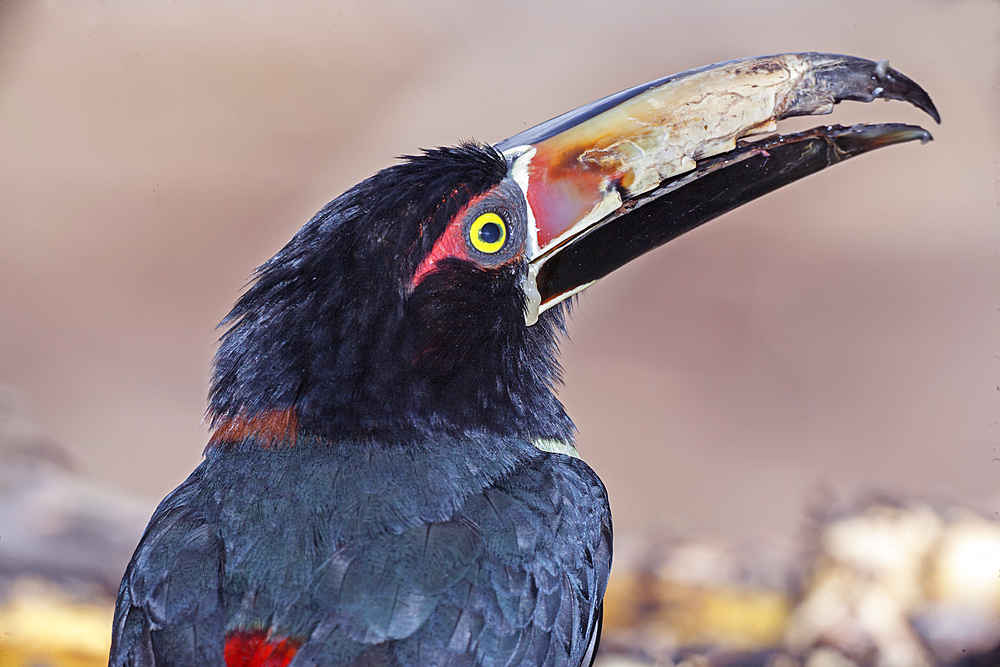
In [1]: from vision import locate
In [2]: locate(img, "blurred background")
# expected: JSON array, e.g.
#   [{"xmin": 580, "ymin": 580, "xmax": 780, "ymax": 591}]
[{"xmin": 1, "ymin": 1, "xmax": 998, "ymax": 665}]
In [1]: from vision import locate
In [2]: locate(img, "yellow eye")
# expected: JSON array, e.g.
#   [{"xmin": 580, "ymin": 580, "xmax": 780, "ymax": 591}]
[{"xmin": 468, "ymin": 212, "xmax": 507, "ymax": 254}]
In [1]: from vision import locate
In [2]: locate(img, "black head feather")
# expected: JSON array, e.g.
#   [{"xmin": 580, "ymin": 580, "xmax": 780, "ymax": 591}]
[{"xmin": 209, "ymin": 143, "xmax": 575, "ymax": 444}]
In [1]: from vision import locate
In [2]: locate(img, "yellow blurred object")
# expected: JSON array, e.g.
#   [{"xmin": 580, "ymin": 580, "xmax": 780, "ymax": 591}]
[
  {"xmin": 603, "ymin": 571, "xmax": 791, "ymax": 652},
  {"xmin": 0, "ymin": 578, "xmax": 113, "ymax": 667}
]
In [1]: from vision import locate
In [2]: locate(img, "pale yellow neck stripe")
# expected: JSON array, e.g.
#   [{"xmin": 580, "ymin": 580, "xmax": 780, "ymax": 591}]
[{"xmin": 532, "ymin": 438, "xmax": 580, "ymax": 459}]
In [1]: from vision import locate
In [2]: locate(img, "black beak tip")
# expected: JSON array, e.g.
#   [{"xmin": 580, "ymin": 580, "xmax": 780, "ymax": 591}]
[
  {"xmin": 833, "ymin": 123, "xmax": 934, "ymax": 156},
  {"xmin": 800, "ymin": 54, "xmax": 941, "ymax": 125},
  {"xmin": 880, "ymin": 62, "xmax": 941, "ymax": 124}
]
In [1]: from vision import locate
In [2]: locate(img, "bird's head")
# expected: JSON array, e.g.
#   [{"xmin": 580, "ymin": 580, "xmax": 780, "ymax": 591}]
[
  {"xmin": 209, "ymin": 143, "xmax": 575, "ymax": 445},
  {"xmin": 207, "ymin": 53, "xmax": 938, "ymax": 448}
]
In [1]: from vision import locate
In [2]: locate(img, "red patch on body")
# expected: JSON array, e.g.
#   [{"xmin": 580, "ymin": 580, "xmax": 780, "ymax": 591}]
[
  {"xmin": 225, "ymin": 631, "xmax": 302, "ymax": 667},
  {"xmin": 209, "ymin": 408, "xmax": 299, "ymax": 449}
]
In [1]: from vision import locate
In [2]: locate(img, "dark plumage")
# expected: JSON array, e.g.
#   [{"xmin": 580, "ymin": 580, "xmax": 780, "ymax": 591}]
[{"xmin": 110, "ymin": 144, "xmax": 611, "ymax": 667}]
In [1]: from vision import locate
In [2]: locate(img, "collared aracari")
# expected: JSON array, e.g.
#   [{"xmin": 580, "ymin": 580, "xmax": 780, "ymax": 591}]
[{"xmin": 109, "ymin": 53, "xmax": 938, "ymax": 667}]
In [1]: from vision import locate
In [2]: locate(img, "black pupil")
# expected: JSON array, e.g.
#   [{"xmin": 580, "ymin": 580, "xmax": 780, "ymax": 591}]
[{"xmin": 479, "ymin": 221, "xmax": 502, "ymax": 245}]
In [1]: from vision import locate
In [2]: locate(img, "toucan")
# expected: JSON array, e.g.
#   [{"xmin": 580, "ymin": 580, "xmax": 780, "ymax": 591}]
[{"xmin": 109, "ymin": 53, "xmax": 938, "ymax": 667}]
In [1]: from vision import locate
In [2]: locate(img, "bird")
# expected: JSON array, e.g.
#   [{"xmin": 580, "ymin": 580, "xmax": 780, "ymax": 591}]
[{"xmin": 108, "ymin": 53, "xmax": 938, "ymax": 667}]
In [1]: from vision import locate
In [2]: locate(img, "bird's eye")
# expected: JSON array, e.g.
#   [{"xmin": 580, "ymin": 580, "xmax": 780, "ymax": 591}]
[{"xmin": 468, "ymin": 212, "xmax": 507, "ymax": 254}]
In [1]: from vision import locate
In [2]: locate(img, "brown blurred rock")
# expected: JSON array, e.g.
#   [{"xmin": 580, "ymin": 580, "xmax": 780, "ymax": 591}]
[
  {"xmin": 596, "ymin": 499, "xmax": 1000, "ymax": 666},
  {"xmin": 0, "ymin": 387, "xmax": 152, "ymax": 597}
]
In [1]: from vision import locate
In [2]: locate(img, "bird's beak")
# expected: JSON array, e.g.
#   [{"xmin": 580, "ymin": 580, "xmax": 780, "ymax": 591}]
[{"xmin": 495, "ymin": 53, "xmax": 939, "ymax": 324}]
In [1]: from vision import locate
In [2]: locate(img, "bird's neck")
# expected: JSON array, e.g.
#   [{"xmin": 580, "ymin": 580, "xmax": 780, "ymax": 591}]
[
  {"xmin": 208, "ymin": 301, "xmax": 577, "ymax": 447},
  {"xmin": 205, "ymin": 408, "xmax": 579, "ymax": 473}
]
